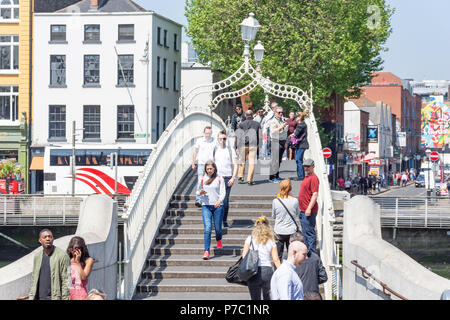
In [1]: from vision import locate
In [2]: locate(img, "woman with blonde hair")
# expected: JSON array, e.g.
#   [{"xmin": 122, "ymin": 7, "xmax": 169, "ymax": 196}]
[
  {"xmin": 241, "ymin": 216, "xmax": 281, "ymax": 300},
  {"xmin": 272, "ymin": 179, "xmax": 301, "ymax": 260},
  {"xmin": 289, "ymin": 112, "xmax": 309, "ymax": 181}
]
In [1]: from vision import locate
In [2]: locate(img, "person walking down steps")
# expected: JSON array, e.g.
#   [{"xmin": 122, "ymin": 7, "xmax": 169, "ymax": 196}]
[{"xmin": 196, "ymin": 160, "xmax": 226, "ymax": 260}]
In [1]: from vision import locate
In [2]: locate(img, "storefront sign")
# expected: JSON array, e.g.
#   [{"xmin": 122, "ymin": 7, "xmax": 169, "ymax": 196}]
[{"xmin": 368, "ymin": 158, "xmax": 381, "ymax": 166}]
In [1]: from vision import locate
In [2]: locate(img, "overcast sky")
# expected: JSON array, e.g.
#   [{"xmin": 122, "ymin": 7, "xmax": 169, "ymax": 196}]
[{"xmin": 134, "ymin": 0, "xmax": 450, "ymax": 81}]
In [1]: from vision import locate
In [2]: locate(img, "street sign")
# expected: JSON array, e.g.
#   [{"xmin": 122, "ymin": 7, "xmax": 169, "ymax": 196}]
[
  {"xmin": 323, "ymin": 147, "xmax": 332, "ymax": 159},
  {"xmin": 430, "ymin": 151, "xmax": 439, "ymax": 162}
]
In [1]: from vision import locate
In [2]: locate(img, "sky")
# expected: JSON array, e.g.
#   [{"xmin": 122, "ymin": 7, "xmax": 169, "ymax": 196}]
[{"xmin": 134, "ymin": 0, "xmax": 450, "ymax": 81}]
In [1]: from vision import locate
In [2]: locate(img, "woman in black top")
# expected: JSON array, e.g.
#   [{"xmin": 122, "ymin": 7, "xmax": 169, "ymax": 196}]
[{"xmin": 289, "ymin": 112, "xmax": 309, "ymax": 180}]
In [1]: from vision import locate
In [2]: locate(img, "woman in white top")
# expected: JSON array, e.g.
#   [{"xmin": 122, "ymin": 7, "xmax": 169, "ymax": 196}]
[
  {"xmin": 272, "ymin": 179, "xmax": 301, "ymax": 261},
  {"xmin": 196, "ymin": 160, "xmax": 226, "ymax": 260},
  {"xmin": 241, "ymin": 216, "xmax": 281, "ymax": 300}
]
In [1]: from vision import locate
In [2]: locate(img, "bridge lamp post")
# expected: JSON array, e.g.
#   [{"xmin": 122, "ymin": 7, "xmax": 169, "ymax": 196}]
[{"xmin": 240, "ymin": 12, "xmax": 260, "ymax": 59}]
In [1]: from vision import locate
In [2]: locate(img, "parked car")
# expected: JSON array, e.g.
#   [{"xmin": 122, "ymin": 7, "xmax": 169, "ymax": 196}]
[{"xmin": 415, "ymin": 174, "xmax": 425, "ymax": 188}]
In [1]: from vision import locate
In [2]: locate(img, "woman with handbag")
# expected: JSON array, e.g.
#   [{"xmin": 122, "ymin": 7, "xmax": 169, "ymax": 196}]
[
  {"xmin": 241, "ymin": 216, "xmax": 281, "ymax": 300},
  {"xmin": 272, "ymin": 179, "xmax": 302, "ymax": 261},
  {"xmin": 289, "ymin": 112, "xmax": 309, "ymax": 181},
  {"xmin": 196, "ymin": 160, "xmax": 226, "ymax": 260}
]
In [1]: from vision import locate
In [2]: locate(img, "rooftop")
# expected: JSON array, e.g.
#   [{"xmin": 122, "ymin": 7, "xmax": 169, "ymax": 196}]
[{"xmin": 57, "ymin": 0, "xmax": 147, "ymax": 13}]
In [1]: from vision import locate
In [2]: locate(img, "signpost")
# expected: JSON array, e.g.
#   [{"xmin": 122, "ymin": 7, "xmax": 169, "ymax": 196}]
[
  {"xmin": 430, "ymin": 151, "xmax": 439, "ymax": 162},
  {"xmin": 323, "ymin": 147, "xmax": 332, "ymax": 159}
]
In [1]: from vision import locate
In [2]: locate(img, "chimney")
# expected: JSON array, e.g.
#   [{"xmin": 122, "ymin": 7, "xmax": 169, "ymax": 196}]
[{"xmin": 90, "ymin": 0, "xmax": 99, "ymax": 10}]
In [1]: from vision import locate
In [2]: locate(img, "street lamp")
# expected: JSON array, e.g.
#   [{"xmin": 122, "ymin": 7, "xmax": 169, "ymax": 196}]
[
  {"xmin": 240, "ymin": 12, "xmax": 260, "ymax": 58},
  {"xmin": 253, "ymin": 40, "xmax": 265, "ymax": 65}
]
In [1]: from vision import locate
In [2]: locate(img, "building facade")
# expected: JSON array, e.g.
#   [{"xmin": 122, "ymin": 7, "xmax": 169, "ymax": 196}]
[
  {"xmin": 30, "ymin": 0, "xmax": 181, "ymax": 193},
  {"xmin": 0, "ymin": 0, "xmax": 31, "ymax": 192}
]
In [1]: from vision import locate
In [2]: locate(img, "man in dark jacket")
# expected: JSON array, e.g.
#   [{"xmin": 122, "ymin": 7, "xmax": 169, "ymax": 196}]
[
  {"xmin": 291, "ymin": 112, "xmax": 309, "ymax": 181},
  {"xmin": 236, "ymin": 110, "xmax": 260, "ymax": 185},
  {"xmin": 230, "ymin": 104, "xmax": 245, "ymax": 132},
  {"xmin": 295, "ymin": 249, "xmax": 328, "ymax": 299}
]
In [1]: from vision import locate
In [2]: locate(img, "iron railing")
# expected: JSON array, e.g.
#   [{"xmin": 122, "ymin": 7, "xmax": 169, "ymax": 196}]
[{"xmin": 351, "ymin": 260, "xmax": 408, "ymax": 300}]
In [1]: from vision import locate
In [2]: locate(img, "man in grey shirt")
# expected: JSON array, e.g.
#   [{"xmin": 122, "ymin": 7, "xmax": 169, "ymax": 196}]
[
  {"xmin": 271, "ymin": 241, "xmax": 308, "ymax": 300},
  {"xmin": 269, "ymin": 106, "xmax": 288, "ymax": 182}
]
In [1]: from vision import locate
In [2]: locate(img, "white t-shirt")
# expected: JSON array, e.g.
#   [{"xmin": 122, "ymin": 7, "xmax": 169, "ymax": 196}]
[
  {"xmin": 345, "ymin": 180, "xmax": 351, "ymax": 188},
  {"xmin": 245, "ymin": 235, "xmax": 276, "ymax": 267},
  {"xmin": 213, "ymin": 145, "xmax": 238, "ymax": 177},
  {"xmin": 194, "ymin": 137, "xmax": 216, "ymax": 165}
]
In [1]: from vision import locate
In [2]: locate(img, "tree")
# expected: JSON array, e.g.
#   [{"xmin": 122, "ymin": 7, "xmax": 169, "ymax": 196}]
[{"xmin": 185, "ymin": 0, "xmax": 393, "ymax": 111}]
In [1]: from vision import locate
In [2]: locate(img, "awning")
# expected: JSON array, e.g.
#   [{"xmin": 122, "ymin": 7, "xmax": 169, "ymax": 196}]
[{"xmin": 30, "ymin": 156, "xmax": 44, "ymax": 170}]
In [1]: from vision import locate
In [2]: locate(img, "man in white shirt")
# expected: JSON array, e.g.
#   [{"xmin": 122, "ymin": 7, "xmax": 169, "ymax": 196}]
[
  {"xmin": 213, "ymin": 130, "xmax": 238, "ymax": 227},
  {"xmin": 271, "ymin": 241, "xmax": 308, "ymax": 300},
  {"xmin": 192, "ymin": 126, "xmax": 216, "ymax": 206},
  {"xmin": 261, "ymin": 102, "xmax": 278, "ymax": 159},
  {"xmin": 269, "ymin": 106, "xmax": 288, "ymax": 182}
]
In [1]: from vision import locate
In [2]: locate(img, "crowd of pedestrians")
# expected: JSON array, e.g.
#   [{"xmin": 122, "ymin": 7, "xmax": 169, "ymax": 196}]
[{"xmin": 16, "ymin": 229, "xmax": 105, "ymax": 300}]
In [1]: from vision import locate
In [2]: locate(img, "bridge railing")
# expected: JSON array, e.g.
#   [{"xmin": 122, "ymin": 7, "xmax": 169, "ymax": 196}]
[
  {"xmin": 120, "ymin": 106, "xmax": 226, "ymax": 300},
  {"xmin": 371, "ymin": 196, "xmax": 450, "ymax": 228}
]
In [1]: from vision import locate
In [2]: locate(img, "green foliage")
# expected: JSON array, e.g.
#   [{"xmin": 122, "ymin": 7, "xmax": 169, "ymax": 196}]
[{"xmin": 185, "ymin": 0, "xmax": 393, "ymax": 111}]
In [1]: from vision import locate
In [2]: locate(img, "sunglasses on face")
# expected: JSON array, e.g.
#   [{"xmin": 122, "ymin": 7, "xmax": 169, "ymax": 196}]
[{"xmin": 219, "ymin": 137, "xmax": 227, "ymax": 141}]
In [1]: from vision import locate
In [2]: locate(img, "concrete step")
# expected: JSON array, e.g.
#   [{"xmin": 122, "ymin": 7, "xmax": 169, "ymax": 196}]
[
  {"xmin": 134, "ymin": 292, "xmax": 251, "ymax": 300},
  {"xmin": 146, "ymin": 254, "xmax": 242, "ymax": 267},
  {"xmin": 150, "ymin": 244, "xmax": 243, "ymax": 256},
  {"xmin": 166, "ymin": 207, "xmax": 272, "ymax": 217},
  {"xmin": 136, "ymin": 278, "xmax": 249, "ymax": 293},
  {"xmin": 159, "ymin": 224, "xmax": 253, "ymax": 235},
  {"xmin": 173, "ymin": 194, "xmax": 275, "ymax": 201},
  {"xmin": 163, "ymin": 215, "xmax": 274, "ymax": 226},
  {"xmin": 155, "ymin": 234, "xmax": 249, "ymax": 245},
  {"xmin": 170, "ymin": 200, "xmax": 273, "ymax": 209},
  {"xmin": 142, "ymin": 265, "xmax": 228, "ymax": 280}
]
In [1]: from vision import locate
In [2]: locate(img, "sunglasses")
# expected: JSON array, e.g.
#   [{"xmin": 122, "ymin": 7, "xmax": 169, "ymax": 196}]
[
  {"xmin": 276, "ymin": 112, "xmax": 283, "ymax": 114},
  {"xmin": 219, "ymin": 137, "xmax": 227, "ymax": 140}
]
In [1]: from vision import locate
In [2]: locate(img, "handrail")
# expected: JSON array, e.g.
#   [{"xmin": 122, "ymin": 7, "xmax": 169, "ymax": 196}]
[{"xmin": 351, "ymin": 260, "xmax": 408, "ymax": 300}]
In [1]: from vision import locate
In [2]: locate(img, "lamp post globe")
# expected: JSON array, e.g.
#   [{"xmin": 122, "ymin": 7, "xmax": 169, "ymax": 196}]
[
  {"xmin": 240, "ymin": 12, "xmax": 260, "ymax": 42},
  {"xmin": 253, "ymin": 40, "xmax": 265, "ymax": 62}
]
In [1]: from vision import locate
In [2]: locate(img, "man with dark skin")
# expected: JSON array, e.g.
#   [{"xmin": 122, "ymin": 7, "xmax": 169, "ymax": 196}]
[{"xmin": 17, "ymin": 229, "xmax": 70, "ymax": 300}]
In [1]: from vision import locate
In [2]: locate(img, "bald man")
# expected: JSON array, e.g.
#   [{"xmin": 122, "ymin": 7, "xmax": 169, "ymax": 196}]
[{"xmin": 270, "ymin": 241, "xmax": 308, "ymax": 300}]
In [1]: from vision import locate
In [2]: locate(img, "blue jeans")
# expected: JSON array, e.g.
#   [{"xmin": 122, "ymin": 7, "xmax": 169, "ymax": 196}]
[
  {"xmin": 202, "ymin": 205, "xmax": 224, "ymax": 252},
  {"xmin": 222, "ymin": 176, "xmax": 232, "ymax": 224},
  {"xmin": 195, "ymin": 164, "xmax": 205, "ymax": 202},
  {"xmin": 295, "ymin": 148, "xmax": 306, "ymax": 179},
  {"xmin": 299, "ymin": 211, "xmax": 317, "ymax": 254}
]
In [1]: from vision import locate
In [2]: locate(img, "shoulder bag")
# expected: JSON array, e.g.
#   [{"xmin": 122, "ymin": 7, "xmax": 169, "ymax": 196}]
[
  {"xmin": 238, "ymin": 237, "xmax": 259, "ymax": 281},
  {"xmin": 277, "ymin": 198, "xmax": 304, "ymax": 242},
  {"xmin": 225, "ymin": 256, "xmax": 247, "ymax": 285}
]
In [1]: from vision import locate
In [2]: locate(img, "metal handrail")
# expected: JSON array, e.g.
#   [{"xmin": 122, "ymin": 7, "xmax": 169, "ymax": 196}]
[{"xmin": 351, "ymin": 260, "xmax": 408, "ymax": 300}]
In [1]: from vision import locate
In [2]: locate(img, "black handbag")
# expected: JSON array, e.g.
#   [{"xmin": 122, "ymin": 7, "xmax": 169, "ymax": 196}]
[
  {"xmin": 225, "ymin": 256, "xmax": 247, "ymax": 285},
  {"xmin": 277, "ymin": 198, "xmax": 304, "ymax": 243},
  {"xmin": 238, "ymin": 238, "xmax": 259, "ymax": 281}
]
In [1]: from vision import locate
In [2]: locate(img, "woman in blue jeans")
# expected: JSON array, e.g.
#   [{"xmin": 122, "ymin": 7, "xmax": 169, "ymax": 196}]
[
  {"xmin": 290, "ymin": 112, "xmax": 309, "ymax": 181},
  {"xmin": 196, "ymin": 160, "xmax": 226, "ymax": 260}
]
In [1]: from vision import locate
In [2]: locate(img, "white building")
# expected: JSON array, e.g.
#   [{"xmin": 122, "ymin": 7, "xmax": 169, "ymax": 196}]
[{"xmin": 31, "ymin": 0, "xmax": 181, "ymax": 192}]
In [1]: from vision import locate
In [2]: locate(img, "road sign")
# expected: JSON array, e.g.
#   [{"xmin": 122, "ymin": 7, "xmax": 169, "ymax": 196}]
[
  {"xmin": 430, "ymin": 151, "xmax": 439, "ymax": 162},
  {"xmin": 323, "ymin": 147, "xmax": 332, "ymax": 159}
]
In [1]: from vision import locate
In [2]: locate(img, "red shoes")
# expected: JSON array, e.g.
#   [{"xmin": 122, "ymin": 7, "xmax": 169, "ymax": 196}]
[
  {"xmin": 216, "ymin": 240, "xmax": 223, "ymax": 249},
  {"xmin": 202, "ymin": 251, "xmax": 210, "ymax": 260}
]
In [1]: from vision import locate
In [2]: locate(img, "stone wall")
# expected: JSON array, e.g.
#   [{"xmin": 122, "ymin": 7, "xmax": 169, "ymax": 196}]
[
  {"xmin": 343, "ymin": 196, "xmax": 450, "ymax": 300},
  {"xmin": 0, "ymin": 194, "xmax": 117, "ymax": 300}
]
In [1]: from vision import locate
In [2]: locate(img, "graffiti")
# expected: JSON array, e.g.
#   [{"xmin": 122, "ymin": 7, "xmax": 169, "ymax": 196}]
[
  {"xmin": 344, "ymin": 133, "xmax": 360, "ymax": 150},
  {"xmin": 421, "ymin": 98, "xmax": 450, "ymax": 148}
]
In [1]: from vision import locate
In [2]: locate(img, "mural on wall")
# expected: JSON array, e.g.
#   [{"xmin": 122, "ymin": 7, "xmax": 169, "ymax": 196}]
[
  {"xmin": 421, "ymin": 97, "xmax": 450, "ymax": 148},
  {"xmin": 344, "ymin": 133, "xmax": 360, "ymax": 150}
]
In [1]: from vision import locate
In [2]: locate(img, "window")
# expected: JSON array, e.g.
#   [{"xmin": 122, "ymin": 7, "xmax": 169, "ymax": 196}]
[
  {"xmin": 50, "ymin": 55, "xmax": 66, "ymax": 86},
  {"xmin": 0, "ymin": 0, "xmax": 19, "ymax": 20},
  {"xmin": 173, "ymin": 61, "xmax": 178, "ymax": 91},
  {"xmin": 117, "ymin": 105, "xmax": 134, "ymax": 139},
  {"xmin": 117, "ymin": 55, "xmax": 134, "ymax": 85},
  {"xmin": 49, "ymin": 105, "xmax": 66, "ymax": 139},
  {"xmin": 156, "ymin": 56, "xmax": 161, "ymax": 87},
  {"xmin": 118, "ymin": 24, "xmax": 134, "ymax": 41},
  {"xmin": 156, "ymin": 106, "xmax": 160, "ymax": 140},
  {"xmin": 0, "ymin": 86, "xmax": 18, "ymax": 121},
  {"xmin": 163, "ymin": 29, "xmax": 168, "ymax": 48},
  {"xmin": 83, "ymin": 105, "xmax": 100, "ymax": 139},
  {"xmin": 84, "ymin": 24, "xmax": 100, "ymax": 41},
  {"xmin": 50, "ymin": 149, "xmax": 151, "ymax": 167},
  {"xmin": 163, "ymin": 58, "xmax": 167, "ymax": 88},
  {"xmin": 84, "ymin": 55, "xmax": 100, "ymax": 84},
  {"xmin": 174, "ymin": 33, "xmax": 178, "ymax": 51},
  {"xmin": 50, "ymin": 25, "xmax": 66, "ymax": 41},
  {"xmin": 157, "ymin": 27, "xmax": 161, "ymax": 45},
  {"xmin": 163, "ymin": 107, "xmax": 167, "ymax": 130},
  {"xmin": 0, "ymin": 35, "xmax": 18, "ymax": 70}
]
